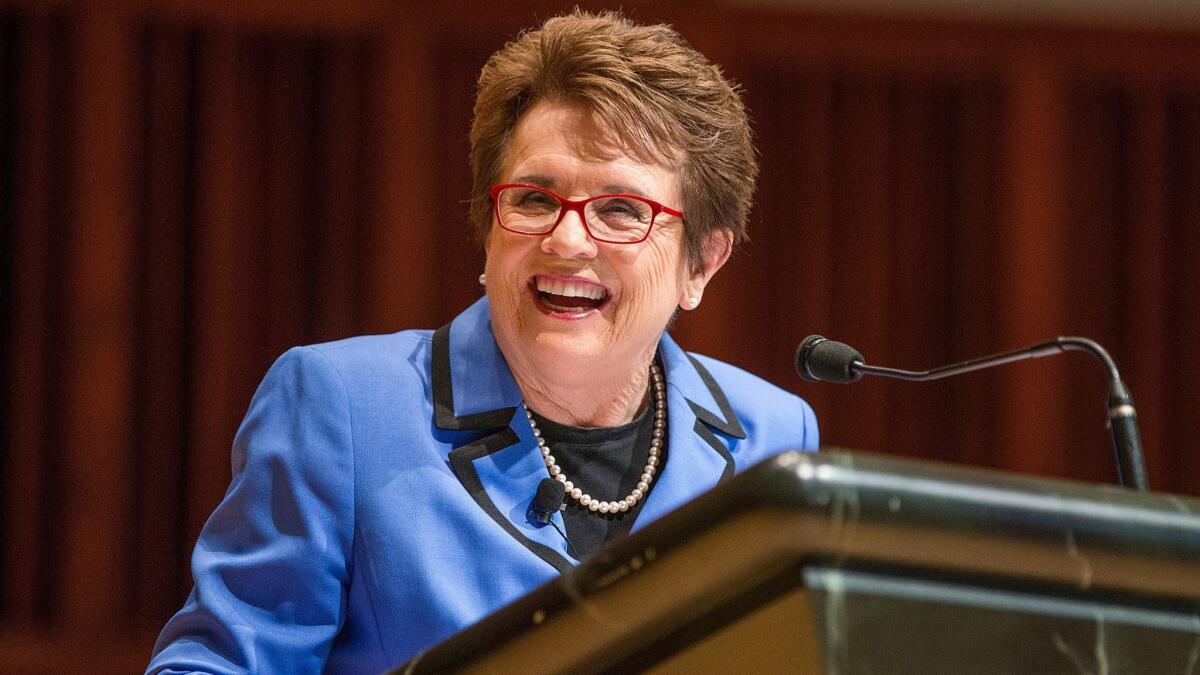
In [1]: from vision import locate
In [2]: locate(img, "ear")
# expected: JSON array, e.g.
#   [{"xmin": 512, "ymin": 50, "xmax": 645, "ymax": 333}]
[{"xmin": 678, "ymin": 229, "xmax": 733, "ymax": 310}]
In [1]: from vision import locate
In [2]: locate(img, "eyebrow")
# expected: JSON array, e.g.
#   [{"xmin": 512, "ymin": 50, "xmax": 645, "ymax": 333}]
[
  {"xmin": 511, "ymin": 175, "xmax": 650, "ymax": 198},
  {"xmin": 602, "ymin": 184, "xmax": 649, "ymax": 198},
  {"xmin": 513, "ymin": 174, "xmax": 557, "ymax": 188}
]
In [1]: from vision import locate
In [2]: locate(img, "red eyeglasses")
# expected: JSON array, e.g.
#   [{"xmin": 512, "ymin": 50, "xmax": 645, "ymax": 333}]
[{"xmin": 490, "ymin": 183, "xmax": 684, "ymax": 244}]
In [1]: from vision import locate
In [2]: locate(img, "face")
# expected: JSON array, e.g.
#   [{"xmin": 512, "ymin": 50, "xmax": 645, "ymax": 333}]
[{"xmin": 484, "ymin": 100, "xmax": 725, "ymax": 387}]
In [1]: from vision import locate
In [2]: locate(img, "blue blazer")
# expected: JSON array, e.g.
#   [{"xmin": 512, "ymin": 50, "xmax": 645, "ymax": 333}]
[{"xmin": 148, "ymin": 297, "xmax": 818, "ymax": 674}]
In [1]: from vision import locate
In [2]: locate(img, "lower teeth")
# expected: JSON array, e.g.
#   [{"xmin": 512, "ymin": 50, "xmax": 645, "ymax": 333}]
[{"xmin": 540, "ymin": 292, "xmax": 602, "ymax": 311}]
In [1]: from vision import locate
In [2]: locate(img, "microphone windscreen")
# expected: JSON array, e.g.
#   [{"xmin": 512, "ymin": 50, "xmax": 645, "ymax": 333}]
[
  {"xmin": 795, "ymin": 336, "xmax": 864, "ymax": 383},
  {"xmin": 530, "ymin": 478, "xmax": 566, "ymax": 524}
]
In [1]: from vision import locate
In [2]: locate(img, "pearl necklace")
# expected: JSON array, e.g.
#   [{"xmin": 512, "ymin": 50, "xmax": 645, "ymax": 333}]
[{"xmin": 524, "ymin": 363, "xmax": 666, "ymax": 515}]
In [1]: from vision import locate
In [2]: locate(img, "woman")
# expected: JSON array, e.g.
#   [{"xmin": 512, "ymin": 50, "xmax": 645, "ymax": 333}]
[{"xmin": 148, "ymin": 11, "xmax": 817, "ymax": 674}]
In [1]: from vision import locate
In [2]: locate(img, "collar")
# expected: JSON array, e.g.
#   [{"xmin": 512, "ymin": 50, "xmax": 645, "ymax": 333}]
[{"xmin": 436, "ymin": 297, "xmax": 746, "ymax": 571}]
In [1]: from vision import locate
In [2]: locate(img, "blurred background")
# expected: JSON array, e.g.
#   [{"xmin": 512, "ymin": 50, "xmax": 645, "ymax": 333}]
[{"xmin": 1, "ymin": 0, "xmax": 1198, "ymax": 670}]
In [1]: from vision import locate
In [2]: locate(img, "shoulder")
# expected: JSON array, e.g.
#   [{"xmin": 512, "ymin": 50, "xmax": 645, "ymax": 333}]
[
  {"xmin": 240, "ymin": 330, "xmax": 438, "ymax": 462},
  {"xmin": 686, "ymin": 351, "xmax": 819, "ymax": 451},
  {"xmin": 303, "ymin": 329, "xmax": 434, "ymax": 372},
  {"xmin": 265, "ymin": 329, "xmax": 436, "ymax": 399},
  {"xmin": 684, "ymin": 351, "xmax": 804, "ymax": 411}
]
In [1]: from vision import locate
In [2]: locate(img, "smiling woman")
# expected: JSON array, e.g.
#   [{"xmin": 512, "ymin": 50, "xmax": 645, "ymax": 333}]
[{"xmin": 147, "ymin": 10, "xmax": 818, "ymax": 674}]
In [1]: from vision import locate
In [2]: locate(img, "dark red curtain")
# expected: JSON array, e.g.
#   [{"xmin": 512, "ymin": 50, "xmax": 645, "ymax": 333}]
[{"xmin": 2, "ymin": 1, "xmax": 1198, "ymax": 669}]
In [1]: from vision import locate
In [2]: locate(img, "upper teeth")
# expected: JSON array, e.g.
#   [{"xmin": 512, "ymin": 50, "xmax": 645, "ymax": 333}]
[{"xmin": 536, "ymin": 277, "xmax": 607, "ymax": 300}]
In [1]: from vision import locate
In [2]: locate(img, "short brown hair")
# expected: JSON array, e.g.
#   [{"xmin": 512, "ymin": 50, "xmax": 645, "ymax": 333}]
[{"xmin": 469, "ymin": 10, "xmax": 757, "ymax": 269}]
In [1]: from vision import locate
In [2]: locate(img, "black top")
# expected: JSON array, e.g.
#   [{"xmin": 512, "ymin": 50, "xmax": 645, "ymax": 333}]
[{"xmin": 529, "ymin": 402, "xmax": 664, "ymax": 560}]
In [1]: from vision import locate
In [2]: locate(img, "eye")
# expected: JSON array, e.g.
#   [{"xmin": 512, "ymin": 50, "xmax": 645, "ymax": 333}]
[
  {"xmin": 593, "ymin": 197, "xmax": 651, "ymax": 223},
  {"xmin": 508, "ymin": 188, "xmax": 560, "ymax": 212}
]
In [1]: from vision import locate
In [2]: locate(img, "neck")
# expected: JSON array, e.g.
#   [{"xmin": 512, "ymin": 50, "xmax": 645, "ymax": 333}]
[{"xmin": 514, "ymin": 352, "xmax": 656, "ymax": 428}]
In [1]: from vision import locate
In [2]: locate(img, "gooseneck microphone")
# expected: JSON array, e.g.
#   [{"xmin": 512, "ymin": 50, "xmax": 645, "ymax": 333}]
[{"xmin": 795, "ymin": 335, "xmax": 1149, "ymax": 491}]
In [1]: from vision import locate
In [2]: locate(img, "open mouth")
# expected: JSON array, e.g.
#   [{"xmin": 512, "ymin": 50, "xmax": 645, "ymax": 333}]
[{"xmin": 530, "ymin": 274, "xmax": 610, "ymax": 315}]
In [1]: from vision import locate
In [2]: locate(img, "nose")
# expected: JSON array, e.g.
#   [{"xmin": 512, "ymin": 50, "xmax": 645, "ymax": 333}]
[{"xmin": 541, "ymin": 207, "xmax": 598, "ymax": 259}]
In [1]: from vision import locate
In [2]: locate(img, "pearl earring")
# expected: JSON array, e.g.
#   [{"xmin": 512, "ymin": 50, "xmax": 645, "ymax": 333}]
[
  {"xmin": 683, "ymin": 297, "xmax": 699, "ymax": 310},
  {"xmin": 479, "ymin": 273, "xmax": 487, "ymax": 286}
]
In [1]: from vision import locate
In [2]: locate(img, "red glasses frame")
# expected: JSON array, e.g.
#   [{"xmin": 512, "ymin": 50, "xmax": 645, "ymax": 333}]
[{"xmin": 489, "ymin": 183, "xmax": 685, "ymax": 245}]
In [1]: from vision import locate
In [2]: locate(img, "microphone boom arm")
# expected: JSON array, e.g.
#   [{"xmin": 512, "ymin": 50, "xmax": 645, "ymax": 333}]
[{"xmin": 854, "ymin": 340, "xmax": 1066, "ymax": 381}]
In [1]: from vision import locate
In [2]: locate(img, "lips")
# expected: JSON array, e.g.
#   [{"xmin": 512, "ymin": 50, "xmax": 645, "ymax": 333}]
[{"xmin": 530, "ymin": 274, "xmax": 610, "ymax": 314}]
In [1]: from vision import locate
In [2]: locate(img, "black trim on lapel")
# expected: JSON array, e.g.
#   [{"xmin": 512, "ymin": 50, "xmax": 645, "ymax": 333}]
[
  {"xmin": 433, "ymin": 321, "xmax": 574, "ymax": 572},
  {"xmin": 692, "ymin": 421, "xmax": 736, "ymax": 482},
  {"xmin": 684, "ymin": 354, "xmax": 747, "ymax": 438},
  {"xmin": 684, "ymin": 354, "xmax": 747, "ymax": 482},
  {"xmin": 432, "ymin": 324, "xmax": 516, "ymax": 431}
]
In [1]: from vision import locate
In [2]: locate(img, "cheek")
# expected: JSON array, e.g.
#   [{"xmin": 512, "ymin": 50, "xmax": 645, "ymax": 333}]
[
  {"xmin": 485, "ymin": 228, "xmax": 533, "ymax": 282},
  {"xmin": 484, "ymin": 237, "xmax": 533, "ymax": 329},
  {"xmin": 610, "ymin": 241, "xmax": 686, "ymax": 328}
]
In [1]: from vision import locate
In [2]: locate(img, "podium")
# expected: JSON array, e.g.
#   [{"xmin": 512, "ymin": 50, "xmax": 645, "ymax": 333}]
[{"xmin": 395, "ymin": 450, "xmax": 1200, "ymax": 674}]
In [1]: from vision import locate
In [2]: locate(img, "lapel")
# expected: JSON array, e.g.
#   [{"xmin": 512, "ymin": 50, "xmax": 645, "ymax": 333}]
[
  {"xmin": 631, "ymin": 333, "xmax": 746, "ymax": 531},
  {"xmin": 437, "ymin": 298, "xmax": 746, "ymax": 569}
]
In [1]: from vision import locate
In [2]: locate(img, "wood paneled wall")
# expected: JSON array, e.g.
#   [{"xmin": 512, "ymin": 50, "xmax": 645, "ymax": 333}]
[{"xmin": 1, "ymin": 1, "xmax": 1198, "ymax": 670}]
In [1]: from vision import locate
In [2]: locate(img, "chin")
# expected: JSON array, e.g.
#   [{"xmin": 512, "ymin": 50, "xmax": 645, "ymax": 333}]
[{"xmin": 530, "ymin": 329, "xmax": 610, "ymax": 364}]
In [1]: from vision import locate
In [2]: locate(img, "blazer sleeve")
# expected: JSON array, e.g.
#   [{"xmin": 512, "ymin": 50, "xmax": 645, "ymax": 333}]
[
  {"xmin": 147, "ymin": 346, "xmax": 356, "ymax": 674},
  {"xmin": 801, "ymin": 395, "xmax": 819, "ymax": 450}
]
